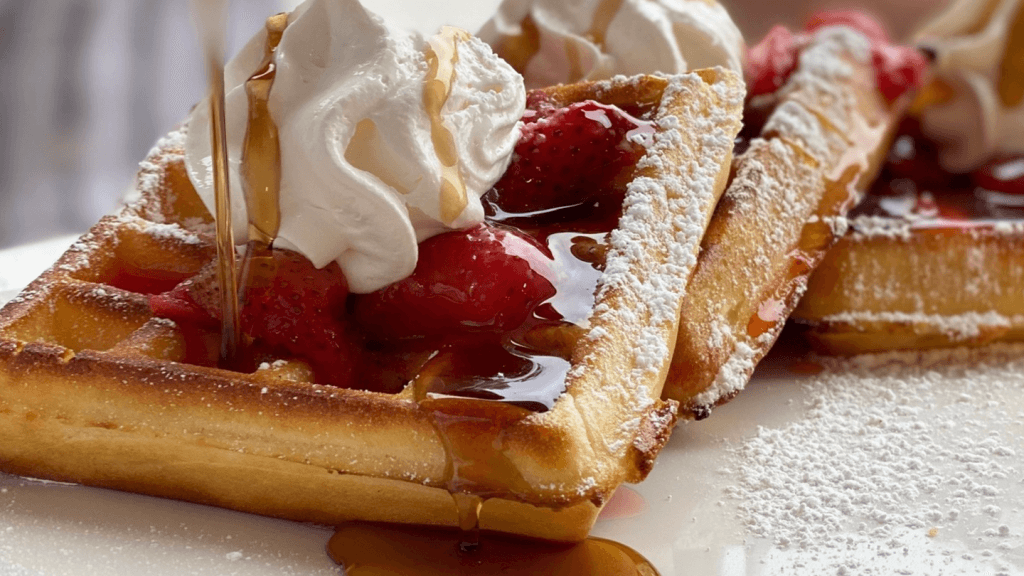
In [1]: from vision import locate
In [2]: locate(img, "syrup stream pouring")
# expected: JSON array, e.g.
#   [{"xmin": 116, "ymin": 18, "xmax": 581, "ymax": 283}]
[
  {"xmin": 237, "ymin": 14, "xmax": 288, "ymax": 314},
  {"xmin": 190, "ymin": 0, "xmax": 241, "ymax": 363}
]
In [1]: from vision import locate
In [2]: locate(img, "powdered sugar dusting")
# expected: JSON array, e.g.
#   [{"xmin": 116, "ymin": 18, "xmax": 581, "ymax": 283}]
[
  {"xmin": 682, "ymin": 24, "xmax": 887, "ymax": 413},
  {"xmin": 122, "ymin": 218, "xmax": 205, "ymax": 246},
  {"xmin": 129, "ymin": 127, "xmax": 188, "ymax": 220},
  {"xmin": 578, "ymin": 71, "xmax": 742, "ymax": 448},
  {"xmin": 820, "ymin": 310, "xmax": 1022, "ymax": 341},
  {"xmin": 723, "ymin": 350, "xmax": 1024, "ymax": 575},
  {"xmin": 849, "ymin": 214, "xmax": 1024, "ymax": 240}
]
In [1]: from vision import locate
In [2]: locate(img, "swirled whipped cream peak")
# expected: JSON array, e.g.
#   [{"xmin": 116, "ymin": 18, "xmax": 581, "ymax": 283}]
[
  {"xmin": 478, "ymin": 0, "xmax": 745, "ymax": 89},
  {"xmin": 915, "ymin": 0, "xmax": 1024, "ymax": 172},
  {"xmin": 184, "ymin": 0, "xmax": 526, "ymax": 293}
]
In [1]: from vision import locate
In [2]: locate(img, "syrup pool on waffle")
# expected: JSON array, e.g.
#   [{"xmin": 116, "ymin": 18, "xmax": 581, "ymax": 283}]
[{"xmin": 850, "ymin": 118, "xmax": 1024, "ymax": 229}]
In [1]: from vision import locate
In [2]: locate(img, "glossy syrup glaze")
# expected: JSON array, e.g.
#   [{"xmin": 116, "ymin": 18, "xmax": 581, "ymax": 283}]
[
  {"xmin": 850, "ymin": 119, "xmax": 1024, "ymax": 228},
  {"xmin": 327, "ymin": 522, "xmax": 659, "ymax": 576}
]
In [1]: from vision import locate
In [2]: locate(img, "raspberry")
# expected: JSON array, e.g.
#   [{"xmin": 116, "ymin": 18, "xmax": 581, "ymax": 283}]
[
  {"xmin": 973, "ymin": 156, "xmax": 1024, "ymax": 195},
  {"xmin": 150, "ymin": 250, "xmax": 360, "ymax": 386},
  {"xmin": 485, "ymin": 100, "xmax": 654, "ymax": 214},
  {"xmin": 746, "ymin": 25, "xmax": 804, "ymax": 98},
  {"xmin": 352, "ymin": 224, "xmax": 556, "ymax": 340}
]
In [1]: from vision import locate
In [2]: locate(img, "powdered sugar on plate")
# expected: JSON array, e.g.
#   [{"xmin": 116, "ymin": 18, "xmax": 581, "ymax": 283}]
[{"xmin": 722, "ymin": 348, "xmax": 1024, "ymax": 575}]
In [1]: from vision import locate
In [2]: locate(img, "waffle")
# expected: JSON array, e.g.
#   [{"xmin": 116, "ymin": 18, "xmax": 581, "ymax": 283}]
[
  {"xmin": 789, "ymin": 2, "xmax": 1024, "ymax": 355},
  {"xmin": 791, "ymin": 118, "xmax": 1024, "ymax": 354},
  {"xmin": 791, "ymin": 216, "xmax": 1024, "ymax": 355},
  {"xmin": 663, "ymin": 27, "xmax": 912, "ymax": 417},
  {"xmin": 0, "ymin": 72, "xmax": 743, "ymax": 541}
]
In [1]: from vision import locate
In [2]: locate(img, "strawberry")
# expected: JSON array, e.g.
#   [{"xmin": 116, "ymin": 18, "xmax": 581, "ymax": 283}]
[
  {"xmin": 149, "ymin": 279, "xmax": 219, "ymax": 330},
  {"xmin": 352, "ymin": 224, "xmax": 556, "ymax": 340},
  {"xmin": 973, "ymin": 156, "xmax": 1024, "ymax": 196},
  {"xmin": 872, "ymin": 44, "xmax": 929, "ymax": 102},
  {"xmin": 150, "ymin": 249, "xmax": 359, "ymax": 386},
  {"xmin": 746, "ymin": 25, "xmax": 804, "ymax": 98},
  {"xmin": 485, "ymin": 100, "xmax": 654, "ymax": 215},
  {"xmin": 747, "ymin": 13, "xmax": 927, "ymax": 103}
]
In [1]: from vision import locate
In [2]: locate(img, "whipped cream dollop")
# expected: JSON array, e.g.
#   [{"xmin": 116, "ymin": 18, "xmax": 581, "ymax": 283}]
[
  {"xmin": 184, "ymin": 0, "xmax": 525, "ymax": 293},
  {"xmin": 478, "ymin": 0, "xmax": 745, "ymax": 88},
  {"xmin": 916, "ymin": 0, "xmax": 1024, "ymax": 172}
]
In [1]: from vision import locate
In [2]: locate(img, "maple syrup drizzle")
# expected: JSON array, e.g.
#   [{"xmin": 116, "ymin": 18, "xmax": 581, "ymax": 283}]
[
  {"xmin": 194, "ymin": 0, "xmax": 241, "ymax": 362},
  {"xmin": 327, "ymin": 522, "xmax": 660, "ymax": 576},
  {"xmin": 497, "ymin": 15, "xmax": 540, "ymax": 74},
  {"xmin": 191, "ymin": 7, "xmax": 657, "ymax": 567},
  {"xmin": 235, "ymin": 14, "xmax": 289, "ymax": 330},
  {"xmin": 240, "ymin": 13, "xmax": 287, "ymax": 252},
  {"xmin": 424, "ymin": 27, "xmax": 472, "ymax": 225},
  {"xmin": 745, "ymin": 111, "xmax": 889, "ymax": 340},
  {"xmin": 453, "ymin": 493, "xmax": 484, "ymax": 552},
  {"xmin": 999, "ymin": 0, "xmax": 1024, "ymax": 107}
]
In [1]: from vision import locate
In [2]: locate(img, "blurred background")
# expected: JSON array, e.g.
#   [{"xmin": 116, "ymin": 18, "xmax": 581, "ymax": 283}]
[{"xmin": 0, "ymin": 0, "xmax": 951, "ymax": 250}]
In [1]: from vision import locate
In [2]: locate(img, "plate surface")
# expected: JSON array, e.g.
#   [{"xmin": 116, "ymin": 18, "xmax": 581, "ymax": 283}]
[{"xmin": 2, "ymin": 235, "xmax": 1022, "ymax": 575}]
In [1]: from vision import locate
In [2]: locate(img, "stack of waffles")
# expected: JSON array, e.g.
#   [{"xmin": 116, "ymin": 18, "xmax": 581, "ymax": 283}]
[{"xmin": 1, "ymin": 0, "xmax": 1018, "ymax": 543}]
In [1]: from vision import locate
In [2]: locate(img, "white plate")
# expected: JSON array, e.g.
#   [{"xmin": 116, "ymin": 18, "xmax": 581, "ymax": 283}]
[
  {"xmin": 2, "ymin": 339, "xmax": 1023, "ymax": 575},
  {"xmin": 2, "ymin": 0, "xmax": 1024, "ymax": 571},
  {"xmin": 1, "ymin": 240, "xmax": 1023, "ymax": 575}
]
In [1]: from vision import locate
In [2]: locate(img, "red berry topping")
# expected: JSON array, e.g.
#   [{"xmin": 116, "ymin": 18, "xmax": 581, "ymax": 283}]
[
  {"xmin": 150, "ymin": 281, "xmax": 219, "ymax": 330},
  {"xmin": 150, "ymin": 250, "xmax": 359, "ymax": 386},
  {"xmin": 746, "ymin": 12, "xmax": 928, "ymax": 103},
  {"xmin": 805, "ymin": 10, "xmax": 890, "ymax": 44},
  {"xmin": 746, "ymin": 25, "xmax": 804, "ymax": 98},
  {"xmin": 486, "ymin": 100, "xmax": 654, "ymax": 214},
  {"xmin": 352, "ymin": 224, "xmax": 556, "ymax": 340},
  {"xmin": 973, "ymin": 156, "xmax": 1024, "ymax": 195},
  {"xmin": 872, "ymin": 44, "xmax": 930, "ymax": 103}
]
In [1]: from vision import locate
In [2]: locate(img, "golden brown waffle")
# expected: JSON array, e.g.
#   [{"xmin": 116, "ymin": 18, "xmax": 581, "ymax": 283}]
[
  {"xmin": 0, "ymin": 72, "xmax": 743, "ymax": 541},
  {"xmin": 663, "ymin": 27, "xmax": 911, "ymax": 418},
  {"xmin": 792, "ymin": 213, "xmax": 1024, "ymax": 355},
  {"xmin": 787, "ymin": 0, "xmax": 1024, "ymax": 357}
]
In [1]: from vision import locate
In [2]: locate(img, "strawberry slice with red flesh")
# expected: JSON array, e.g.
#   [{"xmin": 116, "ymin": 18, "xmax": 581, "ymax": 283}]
[
  {"xmin": 150, "ymin": 249, "xmax": 359, "ymax": 386},
  {"xmin": 746, "ymin": 11, "xmax": 928, "ymax": 102},
  {"xmin": 486, "ymin": 100, "xmax": 654, "ymax": 215},
  {"xmin": 352, "ymin": 224, "xmax": 556, "ymax": 341}
]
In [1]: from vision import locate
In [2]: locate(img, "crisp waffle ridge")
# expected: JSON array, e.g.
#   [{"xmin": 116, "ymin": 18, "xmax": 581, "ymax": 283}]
[{"xmin": 664, "ymin": 27, "xmax": 911, "ymax": 416}]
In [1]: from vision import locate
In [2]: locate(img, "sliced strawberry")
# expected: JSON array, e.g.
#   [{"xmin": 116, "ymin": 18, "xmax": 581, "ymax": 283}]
[
  {"xmin": 523, "ymin": 91, "xmax": 557, "ymax": 121},
  {"xmin": 485, "ymin": 100, "xmax": 654, "ymax": 215},
  {"xmin": 150, "ymin": 250, "xmax": 359, "ymax": 386},
  {"xmin": 352, "ymin": 224, "xmax": 556, "ymax": 340}
]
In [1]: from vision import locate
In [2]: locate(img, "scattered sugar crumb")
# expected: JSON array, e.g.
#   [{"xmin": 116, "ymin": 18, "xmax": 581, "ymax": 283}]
[{"xmin": 724, "ymin": 348, "xmax": 1024, "ymax": 575}]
